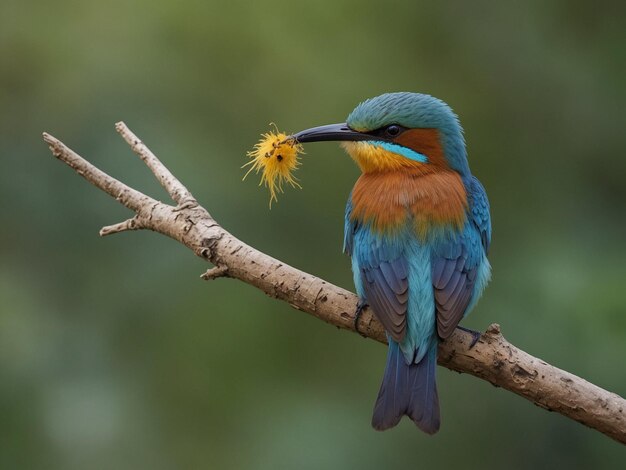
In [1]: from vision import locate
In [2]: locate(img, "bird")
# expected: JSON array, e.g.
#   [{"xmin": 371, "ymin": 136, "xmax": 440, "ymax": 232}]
[{"xmin": 290, "ymin": 92, "xmax": 492, "ymax": 434}]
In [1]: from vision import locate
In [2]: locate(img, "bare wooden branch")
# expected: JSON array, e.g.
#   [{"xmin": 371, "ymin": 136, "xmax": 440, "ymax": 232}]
[
  {"xmin": 100, "ymin": 216, "xmax": 142, "ymax": 237},
  {"xmin": 43, "ymin": 125, "xmax": 626, "ymax": 445},
  {"xmin": 114, "ymin": 121, "xmax": 197, "ymax": 207},
  {"xmin": 200, "ymin": 265, "xmax": 229, "ymax": 281}
]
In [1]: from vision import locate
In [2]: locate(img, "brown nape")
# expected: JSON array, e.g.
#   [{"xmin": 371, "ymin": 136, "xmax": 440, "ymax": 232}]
[
  {"xmin": 395, "ymin": 129, "xmax": 448, "ymax": 168},
  {"xmin": 350, "ymin": 168, "xmax": 467, "ymax": 237}
]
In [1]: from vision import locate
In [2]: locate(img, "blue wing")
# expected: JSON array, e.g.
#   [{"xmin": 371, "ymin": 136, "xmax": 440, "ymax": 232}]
[
  {"xmin": 432, "ymin": 176, "xmax": 491, "ymax": 339},
  {"xmin": 431, "ymin": 240, "xmax": 477, "ymax": 338},
  {"xmin": 343, "ymin": 196, "xmax": 356, "ymax": 256},
  {"xmin": 345, "ymin": 197, "xmax": 409, "ymax": 342},
  {"xmin": 468, "ymin": 176, "xmax": 491, "ymax": 254},
  {"xmin": 360, "ymin": 250, "xmax": 409, "ymax": 342}
]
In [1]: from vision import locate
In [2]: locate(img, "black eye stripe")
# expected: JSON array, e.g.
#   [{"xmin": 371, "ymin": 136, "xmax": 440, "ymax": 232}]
[{"xmin": 366, "ymin": 124, "xmax": 407, "ymax": 139}]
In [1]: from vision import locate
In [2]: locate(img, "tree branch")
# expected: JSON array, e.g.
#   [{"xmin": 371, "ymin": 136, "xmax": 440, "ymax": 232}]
[
  {"xmin": 100, "ymin": 216, "xmax": 143, "ymax": 236},
  {"xmin": 114, "ymin": 122, "xmax": 197, "ymax": 208},
  {"xmin": 42, "ymin": 126, "xmax": 626, "ymax": 445}
]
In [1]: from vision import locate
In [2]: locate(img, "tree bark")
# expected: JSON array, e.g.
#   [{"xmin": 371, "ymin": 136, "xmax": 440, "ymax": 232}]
[{"xmin": 43, "ymin": 123, "xmax": 626, "ymax": 444}]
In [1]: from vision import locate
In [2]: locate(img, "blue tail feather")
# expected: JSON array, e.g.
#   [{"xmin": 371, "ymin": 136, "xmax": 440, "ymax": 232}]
[{"xmin": 372, "ymin": 342, "xmax": 440, "ymax": 434}]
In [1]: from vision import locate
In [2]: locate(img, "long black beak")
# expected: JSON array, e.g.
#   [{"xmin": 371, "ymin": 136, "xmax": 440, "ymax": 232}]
[{"xmin": 290, "ymin": 123, "xmax": 377, "ymax": 143}]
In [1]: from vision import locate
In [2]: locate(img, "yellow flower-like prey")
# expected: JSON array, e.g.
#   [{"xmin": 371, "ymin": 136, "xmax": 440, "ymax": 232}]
[{"xmin": 243, "ymin": 126, "xmax": 303, "ymax": 206}]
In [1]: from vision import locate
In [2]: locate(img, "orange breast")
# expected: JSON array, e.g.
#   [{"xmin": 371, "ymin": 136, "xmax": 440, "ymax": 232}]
[{"xmin": 351, "ymin": 168, "xmax": 468, "ymax": 238}]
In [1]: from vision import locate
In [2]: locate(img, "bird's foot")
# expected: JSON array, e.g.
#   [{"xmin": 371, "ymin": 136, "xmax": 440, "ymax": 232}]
[
  {"xmin": 457, "ymin": 326, "xmax": 482, "ymax": 349},
  {"xmin": 354, "ymin": 300, "xmax": 369, "ymax": 338}
]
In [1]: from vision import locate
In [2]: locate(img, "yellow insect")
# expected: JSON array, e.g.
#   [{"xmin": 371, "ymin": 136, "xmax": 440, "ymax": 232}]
[{"xmin": 243, "ymin": 125, "xmax": 304, "ymax": 206}]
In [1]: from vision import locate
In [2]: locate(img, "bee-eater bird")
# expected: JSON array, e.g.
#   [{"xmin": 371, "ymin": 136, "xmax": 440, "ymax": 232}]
[{"xmin": 290, "ymin": 92, "xmax": 491, "ymax": 434}]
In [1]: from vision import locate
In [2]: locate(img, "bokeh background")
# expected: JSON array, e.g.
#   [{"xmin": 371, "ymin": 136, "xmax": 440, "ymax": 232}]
[{"xmin": 1, "ymin": 1, "xmax": 625, "ymax": 468}]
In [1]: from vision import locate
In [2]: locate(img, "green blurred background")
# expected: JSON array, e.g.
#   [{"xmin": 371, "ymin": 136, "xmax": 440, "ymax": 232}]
[{"xmin": 1, "ymin": 1, "xmax": 625, "ymax": 468}]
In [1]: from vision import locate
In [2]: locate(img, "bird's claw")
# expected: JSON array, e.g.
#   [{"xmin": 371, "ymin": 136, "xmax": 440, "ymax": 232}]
[
  {"xmin": 354, "ymin": 300, "xmax": 369, "ymax": 338},
  {"xmin": 457, "ymin": 326, "xmax": 482, "ymax": 349}
]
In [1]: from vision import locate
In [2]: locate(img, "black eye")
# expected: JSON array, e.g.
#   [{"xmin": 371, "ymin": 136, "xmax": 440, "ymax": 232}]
[{"xmin": 385, "ymin": 125, "xmax": 401, "ymax": 137}]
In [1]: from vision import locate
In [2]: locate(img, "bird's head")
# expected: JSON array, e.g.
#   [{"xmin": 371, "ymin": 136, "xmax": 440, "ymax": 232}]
[{"xmin": 292, "ymin": 92, "xmax": 469, "ymax": 175}]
